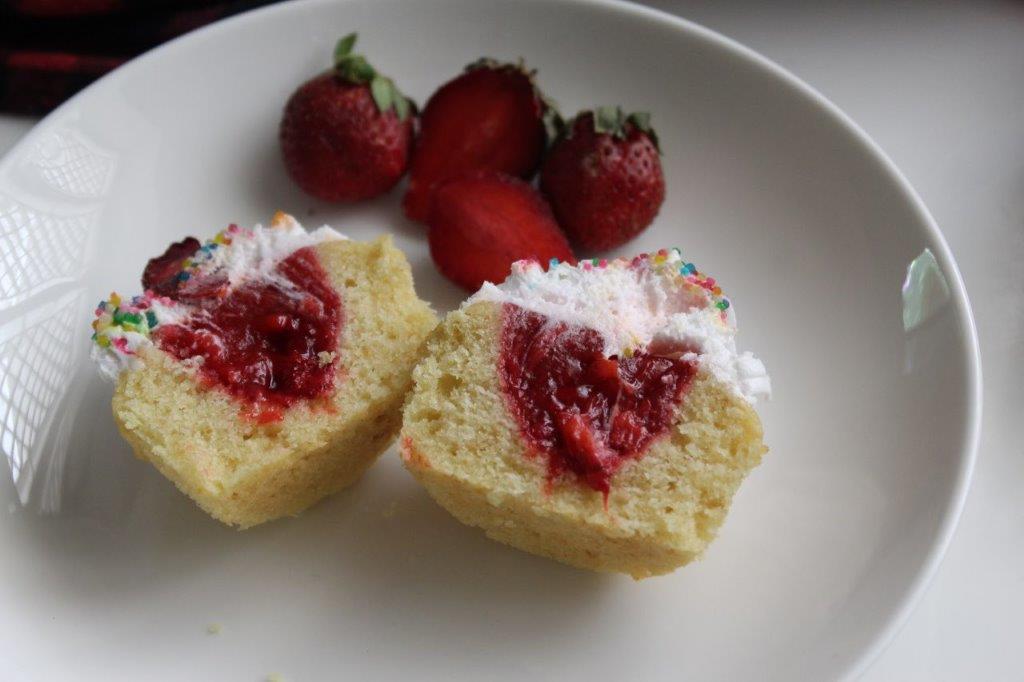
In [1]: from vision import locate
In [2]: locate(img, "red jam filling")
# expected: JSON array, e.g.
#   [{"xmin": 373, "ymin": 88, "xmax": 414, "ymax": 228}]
[
  {"xmin": 145, "ymin": 242, "xmax": 342, "ymax": 422},
  {"xmin": 498, "ymin": 304, "xmax": 697, "ymax": 494}
]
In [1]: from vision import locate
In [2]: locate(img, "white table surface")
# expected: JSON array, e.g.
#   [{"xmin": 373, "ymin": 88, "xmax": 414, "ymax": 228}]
[{"xmin": 1, "ymin": 1, "xmax": 1020, "ymax": 679}]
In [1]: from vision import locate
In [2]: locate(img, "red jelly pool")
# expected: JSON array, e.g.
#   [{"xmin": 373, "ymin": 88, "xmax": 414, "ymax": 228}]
[
  {"xmin": 498, "ymin": 304, "xmax": 696, "ymax": 493},
  {"xmin": 146, "ymin": 243, "xmax": 342, "ymax": 422}
]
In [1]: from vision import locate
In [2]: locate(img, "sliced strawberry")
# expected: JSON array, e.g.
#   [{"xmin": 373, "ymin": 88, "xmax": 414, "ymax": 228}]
[
  {"xmin": 588, "ymin": 356, "xmax": 620, "ymax": 386},
  {"xmin": 427, "ymin": 172, "xmax": 575, "ymax": 291},
  {"xmin": 141, "ymin": 236, "xmax": 200, "ymax": 298},
  {"xmin": 554, "ymin": 411, "xmax": 616, "ymax": 489},
  {"xmin": 540, "ymin": 107, "xmax": 665, "ymax": 251},
  {"xmin": 403, "ymin": 59, "xmax": 559, "ymax": 223},
  {"xmin": 254, "ymin": 313, "xmax": 298, "ymax": 335}
]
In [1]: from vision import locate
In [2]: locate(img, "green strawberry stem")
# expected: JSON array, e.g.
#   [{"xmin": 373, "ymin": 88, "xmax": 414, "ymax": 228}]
[
  {"xmin": 332, "ymin": 33, "xmax": 413, "ymax": 121},
  {"xmin": 591, "ymin": 106, "xmax": 661, "ymax": 153}
]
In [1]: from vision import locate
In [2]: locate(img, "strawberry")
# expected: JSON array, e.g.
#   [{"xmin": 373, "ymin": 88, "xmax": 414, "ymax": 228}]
[
  {"xmin": 280, "ymin": 33, "xmax": 414, "ymax": 202},
  {"xmin": 540, "ymin": 107, "xmax": 665, "ymax": 251},
  {"xmin": 403, "ymin": 59, "xmax": 560, "ymax": 223},
  {"xmin": 142, "ymin": 236, "xmax": 200, "ymax": 298},
  {"xmin": 427, "ymin": 172, "xmax": 575, "ymax": 291},
  {"xmin": 141, "ymin": 236, "xmax": 231, "ymax": 304}
]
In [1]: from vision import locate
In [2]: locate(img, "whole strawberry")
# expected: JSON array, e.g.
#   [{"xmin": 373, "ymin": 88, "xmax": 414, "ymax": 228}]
[
  {"xmin": 540, "ymin": 107, "xmax": 665, "ymax": 251},
  {"xmin": 428, "ymin": 171, "xmax": 575, "ymax": 291},
  {"xmin": 403, "ymin": 59, "xmax": 560, "ymax": 223},
  {"xmin": 280, "ymin": 33, "xmax": 414, "ymax": 202}
]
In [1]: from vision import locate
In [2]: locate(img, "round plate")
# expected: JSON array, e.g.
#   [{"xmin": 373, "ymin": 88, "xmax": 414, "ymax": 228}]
[{"xmin": 0, "ymin": 1, "xmax": 980, "ymax": 679}]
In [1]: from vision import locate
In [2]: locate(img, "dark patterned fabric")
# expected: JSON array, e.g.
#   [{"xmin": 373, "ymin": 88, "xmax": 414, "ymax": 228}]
[{"xmin": 0, "ymin": 0, "xmax": 280, "ymax": 114}]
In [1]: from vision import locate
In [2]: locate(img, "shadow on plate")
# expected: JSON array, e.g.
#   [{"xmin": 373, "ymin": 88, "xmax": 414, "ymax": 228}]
[{"xmin": 9, "ymin": 419, "xmax": 612, "ymax": 638}]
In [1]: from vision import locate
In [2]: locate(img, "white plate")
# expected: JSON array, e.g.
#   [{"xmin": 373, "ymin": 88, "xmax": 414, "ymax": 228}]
[{"xmin": 0, "ymin": 1, "xmax": 981, "ymax": 680}]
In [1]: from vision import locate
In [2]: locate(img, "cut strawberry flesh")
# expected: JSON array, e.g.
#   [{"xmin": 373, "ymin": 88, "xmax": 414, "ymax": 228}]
[
  {"xmin": 428, "ymin": 172, "xmax": 575, "ymax": 291},
  {"xmin": 151, "ymin": 246, "xmax": 342, "ymax": 422},
  {"xmin": 499, "ymin": 304, "xmax": 696, "ymax": 493},
  {"xmin": 404, "ymin": 67, "xmax": 546, "ymax": 222}
]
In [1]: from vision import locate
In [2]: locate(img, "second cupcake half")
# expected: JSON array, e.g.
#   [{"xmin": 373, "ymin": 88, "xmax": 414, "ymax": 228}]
[{"xmin": 400, "ymin": 250, "xmax": 770, "ymax": 578}]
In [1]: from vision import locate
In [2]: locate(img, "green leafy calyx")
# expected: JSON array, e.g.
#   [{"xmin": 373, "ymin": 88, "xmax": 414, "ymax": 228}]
[
  {"xmin": 590, "ymin": 106, "xmax": 661, "ymax": 153},
  {"xmin": 333, "ymin": 33, "xmax": 414, "ymax": 121}
]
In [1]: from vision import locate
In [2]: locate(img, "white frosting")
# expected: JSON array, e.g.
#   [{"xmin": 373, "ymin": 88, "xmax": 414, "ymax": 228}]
[
  {"xmin": 191, "ymin": 214, "xmax": 345, "ymax": 286},
  {"xmin": 469, "ymin": 253, "xmax": 771, "ymax": 403},
  {"xmin": 91, "ymin": 214, "xmax": 345, "ymax": 379},
  {"xmin": 91, "ymin": 330, "xmax": 148, "ymax": 380}
]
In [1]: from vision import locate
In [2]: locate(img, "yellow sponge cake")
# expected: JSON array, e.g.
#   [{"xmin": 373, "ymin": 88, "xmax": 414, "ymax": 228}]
[
  {"xmin": 92, "ymin": 212, "xmax": 436, "ymax": 527},
  {"xmin": 400, "ymin": 252, "xmax": 769, "ymax": 578}
]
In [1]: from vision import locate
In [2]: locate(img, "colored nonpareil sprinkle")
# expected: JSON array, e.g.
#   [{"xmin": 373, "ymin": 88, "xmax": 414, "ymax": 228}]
[
  {"xmin": 540, "ymin": 249, "xmax": 733, "ymax": 313},
  {"xmin": 91, "ymin": 292, "xmax": 169, "ymax": 354}
]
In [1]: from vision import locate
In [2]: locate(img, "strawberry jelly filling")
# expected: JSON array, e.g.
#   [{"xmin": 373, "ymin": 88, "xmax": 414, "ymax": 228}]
[
  {"xmin": 498, "ymin": 303, "xmax": 696, "ymax": 494},
  {"xmin": 144, "ymin": 242, "xmax": 342, "ymax": 422}
]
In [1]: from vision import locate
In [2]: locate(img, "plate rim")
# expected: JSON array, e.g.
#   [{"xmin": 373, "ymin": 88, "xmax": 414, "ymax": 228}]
[{"xmin": 0, "ymin": 0, "xmax": 983, "ymax": 678}]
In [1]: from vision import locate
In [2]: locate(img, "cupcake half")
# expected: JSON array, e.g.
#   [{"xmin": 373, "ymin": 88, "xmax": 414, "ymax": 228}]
[
  {"xmin": 400, "ymin": 251, "xmax": 770, "ymax": 578},
  {"xmin": 92, "ymin": 212, "xmax": 436, "ymax": 527}
]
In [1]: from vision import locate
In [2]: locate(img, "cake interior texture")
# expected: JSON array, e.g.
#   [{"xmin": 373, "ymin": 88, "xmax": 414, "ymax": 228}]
[
  {"xmin": 401, "ymin": 301, "xmax": 766, "ymax": 578},
  {"xmin": 114, "ymin": 236, "xmax": 436, "ymax": 528}
]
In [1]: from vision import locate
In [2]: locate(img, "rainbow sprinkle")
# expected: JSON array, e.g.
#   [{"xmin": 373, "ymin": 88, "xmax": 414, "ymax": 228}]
[
  {"xmin": 91, "ymin": 292, "xmax": 167, "ymax": 352},
  {"xmin": 659, "ymin": 249, "xmax": 731, "ymax": 316},
  {"xmin": 92, "ymin": 224, "xmax": 246, "ymax": 351},
  {"xmin": 521, "ymin": 247, "xmax": 734, "ymax": 327},
  {"xmin": 178, "ymin": 223, "xmax": 246, "ymax": 278}
]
